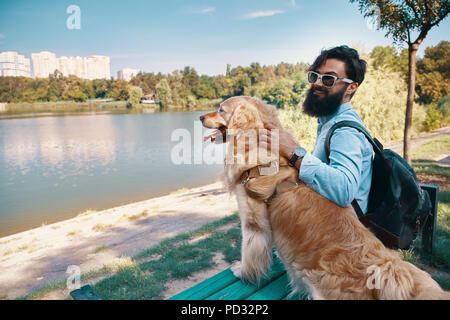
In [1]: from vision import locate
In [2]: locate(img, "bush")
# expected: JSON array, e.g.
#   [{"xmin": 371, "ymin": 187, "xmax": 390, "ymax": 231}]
[
  {"xmin": 436, "ymin": 95, "xmax": 450, "ymax": 125},
  {"xmin": 424, "ymin": 105, "xmax": 444, "ymax": 131},
  {"xmin": 71, "ymin": 90, "xmax": 88, "ymax": 102},
  {"xmin": 127, "ymin": 86, "xmax": 143, "ymax": 108}
]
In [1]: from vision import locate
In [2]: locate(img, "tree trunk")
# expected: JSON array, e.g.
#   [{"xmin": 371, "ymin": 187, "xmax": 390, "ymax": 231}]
[{"xmin": 403, "ymin": 43, "xmax": 419, "ymax": 164}]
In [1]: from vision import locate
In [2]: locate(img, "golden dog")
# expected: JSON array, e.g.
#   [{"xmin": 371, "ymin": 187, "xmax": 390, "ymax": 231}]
[{"xmin": 200, "ymin": 96, "xmax": 449, "ymax": 300}]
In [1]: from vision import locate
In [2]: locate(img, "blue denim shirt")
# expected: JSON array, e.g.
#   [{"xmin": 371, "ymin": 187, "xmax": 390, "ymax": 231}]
[{"xmin": 298, "ymin": 102, "xmax": 373, "ymax": 214}]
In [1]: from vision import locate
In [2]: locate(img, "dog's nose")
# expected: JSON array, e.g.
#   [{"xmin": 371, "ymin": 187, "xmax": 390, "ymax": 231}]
[{"xmin": 199, "ymin": 115, "xmax": 205, "ymax": 122}]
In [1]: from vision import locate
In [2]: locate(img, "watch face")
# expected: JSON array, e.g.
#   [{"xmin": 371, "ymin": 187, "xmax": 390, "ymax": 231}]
[{"xmin": 295, "ymin": 147, "xmax": 306, "ymax": 158}]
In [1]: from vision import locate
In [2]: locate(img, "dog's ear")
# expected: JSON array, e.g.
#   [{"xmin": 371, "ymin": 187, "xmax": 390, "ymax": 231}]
[{"xmin": 228, "ymin": 102, "xmax": 263, "ymax": 131}]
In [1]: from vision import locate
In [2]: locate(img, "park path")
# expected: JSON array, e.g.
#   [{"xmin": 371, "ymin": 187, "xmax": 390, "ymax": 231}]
[{"xmin": 385, "ymin": 126, "xmax": 450, "ymax": 165}]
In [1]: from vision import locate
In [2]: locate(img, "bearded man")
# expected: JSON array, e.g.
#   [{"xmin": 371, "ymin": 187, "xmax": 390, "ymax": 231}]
[{"xmin": 261, "ymin": 45, "xmax": 373, "ymax": 215}]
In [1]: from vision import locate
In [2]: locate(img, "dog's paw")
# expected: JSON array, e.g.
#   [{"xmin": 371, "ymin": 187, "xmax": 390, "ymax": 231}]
[{"xmin": 231, "ymin": 261, "xmax": 242, "ymax": 279}]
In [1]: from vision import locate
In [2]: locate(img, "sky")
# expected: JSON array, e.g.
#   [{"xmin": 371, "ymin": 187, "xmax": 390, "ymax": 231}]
[{"xmin": 0, "ymin": 0, "xmax": 449, "ymax": 77}]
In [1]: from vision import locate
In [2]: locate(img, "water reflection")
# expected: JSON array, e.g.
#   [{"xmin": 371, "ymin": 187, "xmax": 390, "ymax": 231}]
[
  {"xmin": 3, "ymin": 115, "xmax": 117, "ymax": 173},
  {"xmin": 0, "ymin": 111, "xmax": 222, "ymax": 237}
]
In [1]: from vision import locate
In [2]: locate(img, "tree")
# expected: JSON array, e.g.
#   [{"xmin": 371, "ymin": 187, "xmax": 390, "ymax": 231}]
[
  {"xmin": 155, "ymin": 78, "xmax": 172, "ymax": 108},
  {"xmin": 127, "ymin": 86, "xmax": 143, "ymax": 108},
  {"xmin": 111, "ymin": 80, "xmax": 130, "ymax": 100},
  {"xmin": 350, "ymin": 0, "xmax": 449, "ymax": 163},
  {"xmin": 416, "ymin": 40, "xmax": 450, "ymax": 104},
  {"xmin": 370, "ymin": 46, "xmax": 399, "ymax": 70}
]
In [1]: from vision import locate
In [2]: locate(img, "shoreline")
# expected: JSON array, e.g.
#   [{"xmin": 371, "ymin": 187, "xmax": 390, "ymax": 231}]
[
  {"xmin": 0, "ymin": 99, "xmax": 219, "ymax": 116},
  {"xmin": 0, "ymin": 181, "xmax": 237, "ymax": 299}
]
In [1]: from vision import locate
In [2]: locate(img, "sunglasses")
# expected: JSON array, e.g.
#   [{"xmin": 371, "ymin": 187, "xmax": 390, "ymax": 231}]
[{"xmin": 307, "ymin": 71, "xmax": 354, "ymax": 88}]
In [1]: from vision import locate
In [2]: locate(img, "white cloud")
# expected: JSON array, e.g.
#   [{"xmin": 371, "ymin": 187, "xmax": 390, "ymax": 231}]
[
  {"xmin": 199, "ymin": 7, "xmax": 215, "ymax": 14},
  {"xmin": 291, "ymin": 0, "xmax": 296, "ymax": 7},
  {"xmin": 0, "ymin": 34, "xmax": 5, "ymax": 39},
  {"xmin": 242, "ymin": 10, "xmax": 285, "ymax": 20}
]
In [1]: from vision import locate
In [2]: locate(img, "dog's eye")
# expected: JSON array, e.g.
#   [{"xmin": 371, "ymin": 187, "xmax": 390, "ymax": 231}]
[{"xmin": 218, "ymin": 108, "xmax": 224, "ymax": 113}]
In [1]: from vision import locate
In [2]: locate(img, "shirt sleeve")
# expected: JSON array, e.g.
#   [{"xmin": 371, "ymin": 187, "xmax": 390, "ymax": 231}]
[{"xmin": 298, "ymin": 127, "xmax": 365, "ymax": 207}]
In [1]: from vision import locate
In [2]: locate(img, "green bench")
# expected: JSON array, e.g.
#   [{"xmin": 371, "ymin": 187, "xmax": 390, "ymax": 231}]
[{"xmin": 169, "ymin": 256, "xmax": 308, "ymax": 300}]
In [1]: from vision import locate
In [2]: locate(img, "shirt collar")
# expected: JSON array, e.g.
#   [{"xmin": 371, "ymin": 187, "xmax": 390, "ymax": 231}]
[{"xmin": 318, "ymin": 101, "xmax": 353, "ymax": 125}]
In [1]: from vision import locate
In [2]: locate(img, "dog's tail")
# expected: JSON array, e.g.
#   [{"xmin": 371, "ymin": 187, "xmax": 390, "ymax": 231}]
[
  {"xmin": 413, "ymin": 287, "xmax": 450, "ymax": 300},
  {"xmin": 369, "ymin": 257, "xmax": 449, "ymax": 300}
]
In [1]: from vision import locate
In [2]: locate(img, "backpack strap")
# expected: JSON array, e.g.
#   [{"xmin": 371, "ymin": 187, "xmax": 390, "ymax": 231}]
[
  {"xmin": 324, "ymin": 121, "xmax": 401, "ymax": 248},
  {"xmin": 324, "ymin": 121, "xmax": 378, "ymax": 224},
  {"xmin": 324, "ymin": 120, "xmax": 384, "ymax": 163}
]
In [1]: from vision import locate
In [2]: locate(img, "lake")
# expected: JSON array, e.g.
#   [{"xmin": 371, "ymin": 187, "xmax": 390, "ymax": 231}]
[{"xmin": 0, "ymin": 111, "xmax": 227, "ymax": 237}]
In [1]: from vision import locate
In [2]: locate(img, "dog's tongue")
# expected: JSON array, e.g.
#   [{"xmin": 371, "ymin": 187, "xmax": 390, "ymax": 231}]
[{"xmin": 203, "ymin": 129, "xmax": 221, "ymax": 142}]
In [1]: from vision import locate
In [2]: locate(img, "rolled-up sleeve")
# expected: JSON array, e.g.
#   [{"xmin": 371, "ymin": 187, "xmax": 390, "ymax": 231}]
[{"xmin": 298, "ymin": 128, "xmax": 365, "ymax": 207}]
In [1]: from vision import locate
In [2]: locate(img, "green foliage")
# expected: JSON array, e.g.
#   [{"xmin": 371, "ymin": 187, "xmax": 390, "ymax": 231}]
[
  {"xmin": 349, "ymin": 0, "xmax": 449, "ymax": 46},
  {"xmin": 416, "ymin": 41, "xmax": 450, "ymax": 104},
  {"xmin": 424, "ymin": 104, "xmax": 444, "ymax": 131},
  {"xmin": 155, "ymin": 78, "xmax": 172, "ymax": 108},
  {"xmin": 127, "ymin": 86, "xmax": 143, "ymax": 108},
  {"xmin": 370, "ymin": 46, "xmax": 409, "ymax": 79},
  {"xmin": 437, "ymin": 95, "xmax": 450, "ymax": 124},
  {"xmin": 370, "ymin": 46, "xmax": 399, "ymax": 70},
  {"xmin": 351, "ymin": 62, "xmax": 410, "ymax": 141}
]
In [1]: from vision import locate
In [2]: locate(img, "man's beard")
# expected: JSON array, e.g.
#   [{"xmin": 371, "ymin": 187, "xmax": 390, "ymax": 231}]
[{"xmin": 302, "ymin": 86, "xmax": 346, "ymax": 117}]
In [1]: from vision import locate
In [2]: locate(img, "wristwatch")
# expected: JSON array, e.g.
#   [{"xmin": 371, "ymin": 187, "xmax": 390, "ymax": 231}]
[{"xmin": 288, "ymin": 146, "xmax": 307, "ymax": 167}]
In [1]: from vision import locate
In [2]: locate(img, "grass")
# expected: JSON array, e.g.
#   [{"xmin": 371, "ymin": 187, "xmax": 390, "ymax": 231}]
[
  {"xmin": 4, "ymin": 100, "xmax": 129, "ymax": 115},
  {"xmin": 402, "ymin": 134, "xmax": 450, "ymax": 289},
  {"xmin": 66, "ymin": 230, "xmax": 82, "ymax": 237},
  {"xmin": 92, "ymin": 213, "xmax": 241, "ymax": 300},
  {"xmin": 117, "ymin": 210, "xmax": 149, "ymax": 223},
  {"xmin": 18, "ymin": 213, "xmax": 241, "ymax": 300},
  {"xmin": 93, "ymin": 245, "xmax": 110, "ymax": 254},
  {"xmin": 92, "ymin": 223, "xmax": 113, "ymax": 232}
]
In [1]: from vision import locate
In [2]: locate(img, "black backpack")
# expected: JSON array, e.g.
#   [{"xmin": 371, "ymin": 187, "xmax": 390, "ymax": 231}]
[{"xmin": 325, "ymin": 120, "xmax": 432, "ymax": 250}]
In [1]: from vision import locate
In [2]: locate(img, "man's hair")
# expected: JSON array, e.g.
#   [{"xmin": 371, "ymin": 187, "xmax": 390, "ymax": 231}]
[{"xmin": 309, "ymin": 45, "xmax": 367, "ymax": 97}]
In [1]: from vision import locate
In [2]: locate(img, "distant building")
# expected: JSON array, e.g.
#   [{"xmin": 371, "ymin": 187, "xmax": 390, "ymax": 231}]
[
  {"xmin": 31, "ymin": 51, "xmax": 110, "ymax": 79},
  {"xmin": 117, "ymin": 67, "xmax": 140, "ymax": 81},
  {"xmin": 141, "ymin": 93, "xmax": 157, "ymax": 104},
  {"xmin": 0, "ymin": 51, "xmax": 31, "ymax": 77},
  {"xmin": 31, "ymin": 51, "xmax": 58, "ymax": 78},
  {"xmin": 87, "ymin": 55, "xmax": 110, "ymax": 80}
]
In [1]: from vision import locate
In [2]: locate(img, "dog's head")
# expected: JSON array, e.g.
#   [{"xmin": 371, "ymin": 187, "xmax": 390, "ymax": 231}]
[{"xmin": 200, "ymin": 96, "xmax": 280, "ymax": 143}]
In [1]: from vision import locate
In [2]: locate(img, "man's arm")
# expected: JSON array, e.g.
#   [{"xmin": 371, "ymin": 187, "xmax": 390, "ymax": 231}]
[{"xmin": 298, "ymin": 127, "xmax": 365, "ymax": 207}]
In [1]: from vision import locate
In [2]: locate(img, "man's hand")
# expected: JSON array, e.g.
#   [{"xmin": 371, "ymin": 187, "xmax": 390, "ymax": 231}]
[{"xmin": 259, "ymin": 125, "xmax": 300, "ymax": 159}]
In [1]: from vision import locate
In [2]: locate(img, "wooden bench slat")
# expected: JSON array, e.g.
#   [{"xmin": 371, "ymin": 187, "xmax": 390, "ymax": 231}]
[
  {"xmin": 245, "ymin": 273, "xmax": 291, "ymax": 300},
  {"xmin": 169, "ymin": 268, "xmax": 239, "ymax": 300},
  {"xmin": 205, "ymin": 258, "xmax": 286, "ymax": 300}
]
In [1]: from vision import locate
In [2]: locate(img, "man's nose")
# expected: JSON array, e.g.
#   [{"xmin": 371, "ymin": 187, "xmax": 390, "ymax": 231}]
[
  {"xmin": 312, "ymin": 77, "xmax": 324, "ymax": 86},
  {"xmin": 199, "ymin": 115, "xmax": 205, "ymax": 122}
]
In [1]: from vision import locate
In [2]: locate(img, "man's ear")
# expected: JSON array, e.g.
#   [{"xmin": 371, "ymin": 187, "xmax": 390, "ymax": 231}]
[
  {"xmin": 347, "ymin": 82, "xmax": 359, "ymax": 97},
  {"xmin": 227, "ymin": 103, "xmax": 262, "ymax": 130}
]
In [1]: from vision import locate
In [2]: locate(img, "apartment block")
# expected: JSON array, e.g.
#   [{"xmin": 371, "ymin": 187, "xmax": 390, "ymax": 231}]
[
  {"xmin": 31, "ymin": 51, "xmax": 58, "ymax": 78},
  {"xmin": 117, "ymin": 67, "xmax": 140, "ymax": 81},
  {"xmin": 31, "ymin": 51, "xmax": 110, "ymax": 80},
  {"xmin": 0, "ymin": 51, "xmax": 31, "ymax": 77}
]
